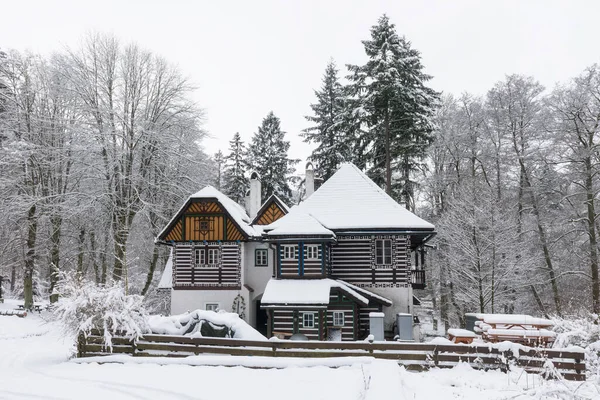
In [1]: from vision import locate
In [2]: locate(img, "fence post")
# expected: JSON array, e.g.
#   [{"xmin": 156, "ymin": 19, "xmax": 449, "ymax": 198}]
[
  {"xmin": 368, "ymin": 336, "xmax": 374, "ymax": 356},
  {"xmin": 433, "ymin": 346, "xmax": 439, "ymax": 367}
]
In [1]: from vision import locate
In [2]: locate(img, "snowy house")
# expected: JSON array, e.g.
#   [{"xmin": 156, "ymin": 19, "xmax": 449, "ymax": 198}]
[{"xmin": 156, "ymin": 163, "xmax": 435, "ymax": 340}]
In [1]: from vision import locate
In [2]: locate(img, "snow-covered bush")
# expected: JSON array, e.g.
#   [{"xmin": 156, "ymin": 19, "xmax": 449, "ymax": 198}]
[
  {"xmin": 552, "ymin": 314, "xmax": 600, "ymax": 376},
  {"xmin": 51, "ymin": 273, "xmax": 150, "ymax": 350}
]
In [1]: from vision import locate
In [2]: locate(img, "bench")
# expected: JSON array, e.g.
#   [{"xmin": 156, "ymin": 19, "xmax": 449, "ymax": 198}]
[
  {"xmin": 447, "ymin": 328, "xmax": 478, "ymax": 344},
  {"xmin": 17, "ymin": 302, "xmax": 47, "ymax": 313}
]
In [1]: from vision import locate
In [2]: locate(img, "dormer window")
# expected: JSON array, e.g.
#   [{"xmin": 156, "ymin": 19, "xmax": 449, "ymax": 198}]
[{"xmin": 282, "ymin": 245, "xmax": 298, "ymax": 260}]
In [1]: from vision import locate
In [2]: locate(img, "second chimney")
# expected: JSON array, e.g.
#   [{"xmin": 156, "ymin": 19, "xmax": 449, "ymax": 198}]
[
  {"xmin": 305, "ymin": 162, "xmax": 315, "ymax": 199},
  {"xmin": 248, "ymin": 171, "xmax": 261, "ymax": 218}
]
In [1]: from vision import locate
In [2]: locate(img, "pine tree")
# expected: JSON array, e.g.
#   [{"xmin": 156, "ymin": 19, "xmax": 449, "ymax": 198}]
[
  {"xmin": 247, "ymin": 112, "xmax": 298, "ymax": 204},
  {"xmin": 302, "ymin": 60, "xmax": 350, "ymax": 181},
  {"xmin": 346, "ymin": 14, "xmax": 439, "ymax": 209},
  {"xmin": 222, "ymin": 133, "xmax": 249, "ymax": 204}
]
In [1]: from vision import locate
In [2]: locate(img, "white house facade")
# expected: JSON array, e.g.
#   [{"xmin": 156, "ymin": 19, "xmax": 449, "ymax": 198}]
[{"xmin": 155, "ymin": 163, "xmax": 435, "ymax": 339}]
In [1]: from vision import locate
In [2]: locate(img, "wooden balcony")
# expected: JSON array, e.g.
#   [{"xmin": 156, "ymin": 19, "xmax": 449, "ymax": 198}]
[{"xmin": 411, "ymin": 269, "xmax": 426, "ymax": 290}]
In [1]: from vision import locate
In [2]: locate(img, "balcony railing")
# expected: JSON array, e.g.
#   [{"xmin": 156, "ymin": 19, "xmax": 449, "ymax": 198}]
[{"xmin": 411, "ymin": 269, "xmax": 426, "ymax": 290}]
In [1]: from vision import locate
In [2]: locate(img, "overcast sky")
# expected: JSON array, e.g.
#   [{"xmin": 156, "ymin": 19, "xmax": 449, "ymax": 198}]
[{"xmin": 2, "ymin": 0, "xmax": 599, "ymax": 165}]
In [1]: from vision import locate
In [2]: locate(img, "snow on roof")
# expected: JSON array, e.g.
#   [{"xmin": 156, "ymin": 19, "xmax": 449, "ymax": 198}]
[
  {"xmin": 336, "ymin": 280, "xmax": 392, "ymax": 306},
  {"xmin": 264, "ymin": 209, "xmax": 335, "ymax": 237},
  {"xmin": 157, "ymin": 249, "xmax": 173, "ymax": 289},
  {"xmin": 261, "ymin": 279, "xmax": 368, "ymax": 306},
  {"xmin": 296, "ymin": 163, "xmax": 434, "ymax": 231},
  {"xmin": 156, "ymin": 185, "xmax": 257, "ymax": 241}
]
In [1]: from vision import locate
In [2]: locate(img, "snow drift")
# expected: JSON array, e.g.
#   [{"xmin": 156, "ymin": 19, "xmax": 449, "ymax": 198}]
[{"xmin": 149, "ymin": 310, "xmax": 267, "ymax": 341}]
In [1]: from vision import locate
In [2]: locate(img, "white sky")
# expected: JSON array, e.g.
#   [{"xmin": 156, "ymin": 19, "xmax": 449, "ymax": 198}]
[{"xmin": 2, "ymin": 0, "xmax": 599, "ymax": 164}]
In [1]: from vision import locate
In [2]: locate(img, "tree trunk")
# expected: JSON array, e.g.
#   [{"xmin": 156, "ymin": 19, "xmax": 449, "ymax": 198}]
[
  {"xmin": 384, "ymin": 106, "xmax": 392, "ymax": 195},
  {"xmin": 530, "ymin": 284, "xmax": 550, "ymax": 319},
  {"xmin": 584, "ymin": 154, "xmax": 600, "ymax": 313},
  {"xmin": 141, "ymin": 244, "xmax": 160, "ymax": 296},
  {"xmin": 49, "ymin": 215, "xmax": 61, "ymax": 303},
  {"xmin": 76, "ymin": 228, "xmax": 86, "ymax": 278},
  {"xmin": 23, "ymin": 204, "xmax": 37, "ymax": 310}
]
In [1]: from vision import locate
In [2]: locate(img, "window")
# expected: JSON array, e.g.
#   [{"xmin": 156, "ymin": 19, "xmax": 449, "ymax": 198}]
[
  {"xmin": 208, "ymin": 248, "xmax": 220, "ymax": 264},
  {"xmin": 282, "ymin": 245, "xmax": 298, "ymax": 260},
  {"xmin": 375, "ymin": 239, "xmax": 392, "ymax": 265},
  {"xmin": 333, "ymin": 311, "xmax": 345, "ymax": 327},
  {"xmin": 205, "ymin": 303, "xmax": 219, "ymax": 312},
  {"xmin": 255, "ymin": 249, "xmax": 268, "ymax": 266},
  {"xmin": 195, "ymin": 248, "xmax": 205, "ymax": 265},
  {"xmin": 199, "ymin": 220, "xmax": 210, "ymax": 231},
  {"xmin": 195, "ymin": 247, "xmax": 219, "ymax": 267},
  {"xmin": 305, "ymin": 245, "xmax": 319, "ymax": 260},
  {"xmin": 302, "ymin": 312, "xmax": 315, "ymax": 328}
]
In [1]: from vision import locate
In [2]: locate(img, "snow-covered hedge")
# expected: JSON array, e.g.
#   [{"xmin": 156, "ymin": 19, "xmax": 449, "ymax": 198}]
[
  {"xmin": 149, "ymin": 309, "xmax": 267, "ymax": 341},
  {"xmin": 51, "ymin": 274, "xmax": 150, "ymax": 350},
  {"xmin": 552, "ymin": 314, "xmax": 600, "ymax": 376}
]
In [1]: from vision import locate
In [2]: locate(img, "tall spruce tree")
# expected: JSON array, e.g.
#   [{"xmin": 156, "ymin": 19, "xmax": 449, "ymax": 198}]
[
  {"xmin": 247, "ymin": 112, "xmax": 298, "ymax": 204},
  {"xmin": 347, "ymin": 14, "xmax": 438, "ymax": 209},
  {"xmin": 222, "ymin": 132, "xmax": 249, "ymax": 204},
  {"xmin": 302, "ymin": 60, "xmax": 350, "ymax": 181}
]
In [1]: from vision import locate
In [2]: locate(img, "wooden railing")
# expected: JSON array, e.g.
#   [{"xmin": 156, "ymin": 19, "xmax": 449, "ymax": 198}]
[
  {"xmin": 78, "ymin": 332, "xmax": 586, "ymax": 381},
  {"xmin": 411, "ymin": 269, "xmax": 426, "ymax": 289}
]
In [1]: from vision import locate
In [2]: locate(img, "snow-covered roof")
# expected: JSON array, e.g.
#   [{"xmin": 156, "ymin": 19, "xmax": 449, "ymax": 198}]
[
  {"xmin": 337, "ymin": 280, "xmax": 392, "ymax": 306},
  {"xmin": 264, "ymin": 210, "xmax": 335, "ymax": 237},
  {"xmin": 295, "ymin": 163, "xmax": 434, "ymax": 231},
  {"xmin": 261, "ymin": 279, "xmax": 368, "ymax": 307},
  {"xmin": 156, "ymin": 185, "xmax": 257, "ymax": 241},
  {"xmin": 157, "ymin": 250, "xmax": 173, "ymax": 289}
]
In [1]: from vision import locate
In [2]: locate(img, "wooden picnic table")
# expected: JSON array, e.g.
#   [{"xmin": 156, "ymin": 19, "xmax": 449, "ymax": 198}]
[{"xmin": 475, "ymin": 314, "xmax": 556, "ymax": 346}]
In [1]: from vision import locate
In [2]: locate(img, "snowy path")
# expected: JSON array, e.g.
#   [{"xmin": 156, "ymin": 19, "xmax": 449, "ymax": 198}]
[
  {"xmin": 0, "ymin": 310, "xmax": 369, "ymax": 400},
  {"xmin": 0, "ymin": 304, "xmax": 598, "ymax": 400}
]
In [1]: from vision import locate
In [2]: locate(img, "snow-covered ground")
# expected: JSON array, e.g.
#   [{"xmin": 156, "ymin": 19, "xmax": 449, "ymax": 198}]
[{"xmin": 0, "ymin": 299, "xmax": 598, "ymax": 400}]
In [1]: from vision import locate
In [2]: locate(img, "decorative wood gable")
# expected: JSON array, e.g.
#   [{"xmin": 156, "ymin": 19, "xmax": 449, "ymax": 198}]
[
  {"xmin": 158, "ymin": 198, "xmax": 247, "ymax": 242},
  {"xmin": 252, "ymin": 194, "xmax": 289, "ymax": 225}
]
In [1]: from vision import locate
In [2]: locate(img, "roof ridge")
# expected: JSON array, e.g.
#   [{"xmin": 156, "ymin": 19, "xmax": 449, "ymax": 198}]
[{"xmin": 349, "ymin": 163, "xmax": 404, "ymax": 211}]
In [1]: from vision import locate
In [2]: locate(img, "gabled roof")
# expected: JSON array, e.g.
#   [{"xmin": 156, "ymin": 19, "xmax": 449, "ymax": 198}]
[
  {"xmin": 157, "ymin": 249, "xmax": 173, "ymax": 289},
  {"xmin": 264, "ymin": 210, "xmax": 335, "ymax": 238},
  {"xmin": 261, "ymin": 279, "xmax": 369, "ymax": 307},
  {"xmin": 295, "ymin": 163, "xmax": 434, "ymax": 231},
  {"xmin": 251, "ymin": 194, "xmax": 290, "ymax": 225},
  {"xmin": 156, "ymin": 186, "xmax": 257, "ymax": 242}
]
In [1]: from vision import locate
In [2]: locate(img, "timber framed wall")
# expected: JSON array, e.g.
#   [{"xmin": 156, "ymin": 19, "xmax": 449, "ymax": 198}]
[
  {"xmin": 330, "ymin": 235, "xmax": 411, "ymax": 287},
  {"xmin": 173, "ymin": 242, "xmax": 241, "ymax": 289},
  {"xmin": 159, "ymin": 199, "xmax": 247, "ymax": 243}
]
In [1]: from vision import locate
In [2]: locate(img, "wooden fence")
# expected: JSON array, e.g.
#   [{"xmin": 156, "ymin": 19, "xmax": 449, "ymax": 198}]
[{"xmin": 78, "ymin": 332, "xmax": 586, "ymax": 381}]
